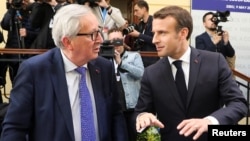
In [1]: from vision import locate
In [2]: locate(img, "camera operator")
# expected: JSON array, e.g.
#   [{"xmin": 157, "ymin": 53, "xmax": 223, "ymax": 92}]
[
  {"xmin": 29, "ymin": 0, "xmax": 58, "ymax": 49},
  {"xmin": 127, "ymin": 0, "xmax": 159, "ymax": 67},
  {"xmin": 107, "ymin": 28, "xmax": 144, "ymax": 141},
  {"xmin": 78, "ymin": 0, "xmax": 126, "ymax": 40},
  {"xmin": 0, "ymin": 0, "xmax": 39, "ymax": 86},
  {"xmin": 195, "ymin": 11, "xmax": 235, "ymax": 69}
]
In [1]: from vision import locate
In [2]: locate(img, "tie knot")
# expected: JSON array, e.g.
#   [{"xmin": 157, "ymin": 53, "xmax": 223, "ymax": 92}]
[
  {"xmin": 75, "ymin": 67, "xmax": 86, "ymax": 75},
  {"xmin": 173, "ymin": 60, "xmax": 182, "ymax": 69}
]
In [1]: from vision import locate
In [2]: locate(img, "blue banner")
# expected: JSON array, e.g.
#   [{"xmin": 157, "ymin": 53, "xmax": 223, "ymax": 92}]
[{"xmin": 192, "ymin": 0, "xmax": 250, "ymax": 13}]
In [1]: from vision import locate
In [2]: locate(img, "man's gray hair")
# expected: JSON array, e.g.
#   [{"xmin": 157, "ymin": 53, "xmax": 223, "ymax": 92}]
[{"xmin": 52, "ymin": 4, "xmax": 92, "ymax": 48}]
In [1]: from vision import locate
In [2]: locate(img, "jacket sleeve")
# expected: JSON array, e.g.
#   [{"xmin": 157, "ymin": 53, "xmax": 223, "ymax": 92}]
[
  {"xmin": 1, "ymin": 8, "xmax": 15, "ymax": 30},
  {"xmin": 109, "ymin": 7, "xmax": 126, "ymax": 28}
]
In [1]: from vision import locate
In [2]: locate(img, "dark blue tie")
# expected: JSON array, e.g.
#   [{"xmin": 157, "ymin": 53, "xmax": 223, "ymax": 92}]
[
  {"xmin": 75, "ymin": 67, "xmax": 96, "ymax": 141},
  {"xmin": 173, "ymin": 60, "xmax": 187, "ymax": 106}
]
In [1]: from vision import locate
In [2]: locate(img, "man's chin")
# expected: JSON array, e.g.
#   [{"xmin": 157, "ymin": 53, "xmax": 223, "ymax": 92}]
[{"xmin": 157, "ymin": 51, "xmax": 165, "ymax": 57}]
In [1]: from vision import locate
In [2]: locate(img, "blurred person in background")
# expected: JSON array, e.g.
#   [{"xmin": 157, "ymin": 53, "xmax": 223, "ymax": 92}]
[
  {"xmin": 77, "ymin": 0, "xmax": 126, "ymax": 40},
  {"xmin": 29, "ymin": 0, "xmax": 57, "ymax": 49},
  {"xmin": 195, "ymin": 11, "xmax": 236, "ymax": 69},
  {"xmin": 127, "ymin": 0, "xmax": 159, "ymax": 67},
  {"xmin": 123, "ymin": 17, "xmax": 137, "ymax": 51},
  {"xmin": 0, "ymin": 0, "xmax": 39, "ymax": 86},
  {"xmin": 54, "ymin": 0, "xmax": 71, "ymax": 11},
  {"xmin": 108, "ymin": 28, "xmax": 144, "ymax": 141}
]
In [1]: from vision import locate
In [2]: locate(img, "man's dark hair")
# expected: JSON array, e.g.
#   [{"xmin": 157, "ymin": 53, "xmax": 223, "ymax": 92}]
[
  {"xmin": 135, "ymin": 0, "xmax": 149, "ymax": 12},
  {"xmin": 153, "ymin": 6, "xmax": 193, "ymax": 40},
  {"xmin": 108, "ymin": 28, "xmax": 122, "ymax": 35},
  {"xmin": 76, "ymin": 0, "xmax": 99, "ymax": 7},
  {"xmin": 202, "ymin": 12, "xmax": 214, "ymax": 22}
]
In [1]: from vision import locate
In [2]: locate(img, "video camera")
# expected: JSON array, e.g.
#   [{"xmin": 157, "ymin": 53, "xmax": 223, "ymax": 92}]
[
  {"xmin": 6, "ymin": 0, "xmax": 23, "ymax": 10},
  {"xmin": 99, "ymin": 39, "xmax": 123, "ymax": 58},
  {"xmin": 211, "ymin": 10, "xmax": 230, "ymax": 35},
  {"xmin": 122, "ymin": 23, "xmax": 144, "ymax": 51}
]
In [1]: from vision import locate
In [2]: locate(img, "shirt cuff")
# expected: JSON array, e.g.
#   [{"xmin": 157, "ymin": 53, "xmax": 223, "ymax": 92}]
[{"xmin": 205, "ymin": 116, "xmax": 219, "ymax": 125}]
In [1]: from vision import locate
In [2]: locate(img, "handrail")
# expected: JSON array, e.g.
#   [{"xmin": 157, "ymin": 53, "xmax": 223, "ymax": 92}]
[
  {"xmin": 232, "ymin": 69, "xmax": 250, "ymax": 125},
  {"xmin": 0, "ymin": 48, "xmax": 48, "ymax": 54},
  {"xmin": 232, "ymin": 69, "xmax": 250, "ymax": 82},
  {"xmin": 139, "ymin": 51, "xmax": 158, "ymax": 57},
  {"xmin": 0, "ymin": 48, "xmax": 160, "ymax": 56}
]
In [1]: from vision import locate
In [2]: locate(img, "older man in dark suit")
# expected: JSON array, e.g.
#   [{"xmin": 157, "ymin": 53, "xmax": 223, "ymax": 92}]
[{"xmin": 1, "ymin": 4, "xmax": 128, "ymax": 141}]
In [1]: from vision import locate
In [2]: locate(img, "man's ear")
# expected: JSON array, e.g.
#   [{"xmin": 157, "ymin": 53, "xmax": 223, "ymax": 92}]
[
  {"xmin": 62, "ymin": 36, "xmax": 73, "ymax": 50},
  {"xmin": 179, "ymin": 27, "xmax": 189, "ymax": 40}
]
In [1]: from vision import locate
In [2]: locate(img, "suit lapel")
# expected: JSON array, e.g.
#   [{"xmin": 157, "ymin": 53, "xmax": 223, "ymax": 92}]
[
  {"xmin": 88, "ymin": 61, "xmax": 102, "ymax": 107},
  {"xmin": 87, "ymin": 60, "xmax": 103, "ymax": 133},
  {"xmin": 186, "ymin": 48, "xmax": 201, "ymax": 108},
  {"xmin": 50, "ymin": 48, "xmax": 75, "ymax": 141}
]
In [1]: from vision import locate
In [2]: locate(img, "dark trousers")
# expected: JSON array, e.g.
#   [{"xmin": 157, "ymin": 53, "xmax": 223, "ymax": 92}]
[
  {"xmin": 0, "ymin": 54, "xmax": 20, "ymax": 86},
  {"xmin": 124, "ymin": 109, "xmax": 137, "ymax": 141}
]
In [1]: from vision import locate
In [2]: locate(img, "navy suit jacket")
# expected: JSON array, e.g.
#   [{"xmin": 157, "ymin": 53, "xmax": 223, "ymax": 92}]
[
  {"xmin": 134, "ymin": 47, "xmax": 248, "ymax": 141},
  {"xmin": 1, "ymin": 48, "xmax": 128, "ymax": 141},
  {"xmin": 195, "ymin": 32, "xmax": 235, "ymax": 58}
]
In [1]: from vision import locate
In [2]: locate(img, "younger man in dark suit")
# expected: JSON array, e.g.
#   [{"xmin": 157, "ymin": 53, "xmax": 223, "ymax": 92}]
[
  {"xmin": 134, "ymin": 6, "xmax": 248, "ymax": 141},
  {"xmin": 195, "ymin": 12, "xmax": 235, "ymax": 69}
]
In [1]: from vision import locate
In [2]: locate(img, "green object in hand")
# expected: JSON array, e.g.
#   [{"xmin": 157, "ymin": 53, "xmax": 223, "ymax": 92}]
[{"xmin": 136, "ymin": 126, "xmax": 161, "ymax": 141}]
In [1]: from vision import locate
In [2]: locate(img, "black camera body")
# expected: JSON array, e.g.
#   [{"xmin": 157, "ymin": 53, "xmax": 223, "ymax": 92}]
[
  {"xmin": 8, "ymin": 0, "xmax": 23, "ymax": 10},
  {"xmin": 122, "ymin": 24, "xmax": 144, "ymax": 51},
  {"xmin": 211, "ymin": 10, "xmax": 230, "ymax": 35},
  {"xmin": 99, "ymin": 40, "xmax": 114, "ymax": 58},
  {"xmin": 122, "ymin": 23, "xmax": 138, "ymax": 35},
  {"xmin": 133, "ymin": 38, "xmax": 144, "ymax": 51},
  {"xmin": 99, "ymin": 39, "xmax": 123, "ymax": 58},
  {"xmin": 77, "ymin": 0, "xmax": 100, "ymax": 7}
]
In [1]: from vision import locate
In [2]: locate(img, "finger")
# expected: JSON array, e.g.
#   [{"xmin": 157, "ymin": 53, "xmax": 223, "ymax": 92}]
[
  {"xmin": 136, "ymin": 121, "xmax": 141, "ymax": 131},
  {"xmin": 183, "ymin": 125, "xmax": 199, "ymax": 137},
  {"xmin": 136, "ymin": 116, "xmax": 148, "ymax": 131},
  {"xmin": 177, "ymin": 119, "xmax": 188, "ymax": 130},
  {"xmin": 152, "ymin": 120, "xmax": 165, "ymax": 128},
  {"xmin": 177, "ymin": 120, "xmax": 194, "ymax": 136},
  {"xmin": 136, "ymin": 113, "xmax": 157, "ymax": 131},
  {"xmin": 192, "ymin": 127, "xmax": 204, "ymax": 140}
]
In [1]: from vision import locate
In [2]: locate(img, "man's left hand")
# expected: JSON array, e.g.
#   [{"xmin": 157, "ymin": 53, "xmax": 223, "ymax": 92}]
[{"xmin": 177, "ymin": 118, "xmax": 211, "ymax": 140}]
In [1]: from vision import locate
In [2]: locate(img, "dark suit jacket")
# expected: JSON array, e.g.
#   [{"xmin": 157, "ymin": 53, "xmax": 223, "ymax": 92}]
[
  {"xmin": 195, "ymin": 32, "xmax": 235, "ymax": 58},
  {"xmin": 1, "ymin": 48, "xmax": 128, "ymax": 141},
  {"xmin": 29, "ymin": 2, "xmax": 55, "ymax": 49},
  {"xmin": 134, "ymin": 47, "xmax": 248, "ymax": 141}
]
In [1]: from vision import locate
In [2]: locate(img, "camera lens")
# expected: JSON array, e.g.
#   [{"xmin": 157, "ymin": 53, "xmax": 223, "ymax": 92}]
[{"xmin": 123, "ymin": 26, "xmax": 134, "ymax": 35}]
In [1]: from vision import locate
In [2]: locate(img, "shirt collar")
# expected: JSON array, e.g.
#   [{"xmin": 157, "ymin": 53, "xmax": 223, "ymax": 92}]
[
  {"xmin": 60, "ymin": 49, "xmax": 88, "ymax": 73},
  {"xmin": 168, "ymin": 46, "xmax": 191, "ymax": 64}
]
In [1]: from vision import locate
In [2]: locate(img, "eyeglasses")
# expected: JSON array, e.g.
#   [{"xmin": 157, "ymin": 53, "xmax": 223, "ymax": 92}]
[{"xmin": 76, "ymin": 29, "xmax": 101, "ymax": 41}]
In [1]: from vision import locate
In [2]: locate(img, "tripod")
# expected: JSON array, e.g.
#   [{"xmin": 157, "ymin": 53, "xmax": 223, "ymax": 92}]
[{"xmin": 14, "ymin": 10, "xmax": 25, "ymax": 62}]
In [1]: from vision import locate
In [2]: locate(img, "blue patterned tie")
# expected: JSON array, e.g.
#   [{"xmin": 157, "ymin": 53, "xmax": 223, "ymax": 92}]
[
  {"xmin": 75, "ymin": 67, "xmax": 96, "ymax": 141},
  {"xmin": 173, "ymin": 60, "xmax": 187, "ymax": 106}
]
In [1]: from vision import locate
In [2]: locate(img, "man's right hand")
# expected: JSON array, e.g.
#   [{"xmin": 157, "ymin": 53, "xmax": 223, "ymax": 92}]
[
  {"xmin": 212, "ymin": 33, "xmax": 222, "ymax": 45},
  {"xmin": 136, "ymin": 112, "xmax": 164, "ymax": 133}
]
